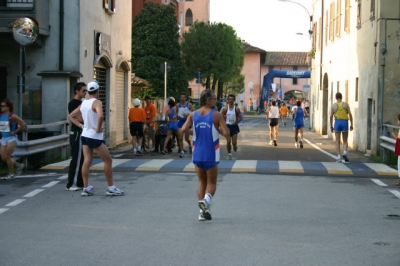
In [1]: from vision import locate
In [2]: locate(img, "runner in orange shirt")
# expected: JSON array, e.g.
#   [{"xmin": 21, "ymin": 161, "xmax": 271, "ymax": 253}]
[
  {"xmin": 280, "ymin": 102, "xmax": 289, "ymax": 126},
  {"xmin": 144, "ymin": 95, "xmax": 157, "ymax": 151}
]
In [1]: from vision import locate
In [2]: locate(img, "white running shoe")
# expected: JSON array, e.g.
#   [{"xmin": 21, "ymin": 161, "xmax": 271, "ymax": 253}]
[
  {"xmin": 295, "ymin": 142, "xmax": 299, "ymax": 148},
  {"xmin": 198, "ymin": 210, "xmax": 206, "ymax": 221},
  {"xmin": 299, "ymin": 140, "xmax": 303, "ymax": 149},
  {"xmin": 81, "ymin": 186, "xmax": 94, "ymax": 196},
  {"xmin": 66, "ymin": 186, "xmax": 79, "ymax": 191},
  {"xmin": 198, "ymin": 200, "xmax": 212, "ymax": 220},
  {"xmin": 269, "ymin": 140, "xmax": 274, "ymax": 145},
  {"xmin": 4, "ymin": 174, "xmax": 15, "ymax": 180},
  {"xmin": 227, "ymin": 154, "xmax": 233, "ymax": 160},
  {"xmin": 336, "ymin": 157, "xmax": 342, "ymax": 163},
  {"xmin": 106, "ymin": 186, "xmax": 125, "ymax": 196}
]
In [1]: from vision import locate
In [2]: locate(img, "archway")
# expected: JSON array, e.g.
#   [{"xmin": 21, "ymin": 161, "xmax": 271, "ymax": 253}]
[
  {"xmin": 322, "ymin": 73, "xmax": 329, "ymax": 135},
  {"xmin": 261, "ymin": 69, "xmax": 311, "ymax": 104}
]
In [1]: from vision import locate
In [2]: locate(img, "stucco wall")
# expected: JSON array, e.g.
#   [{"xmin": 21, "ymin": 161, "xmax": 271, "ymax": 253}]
[{"xmin": 310, "ymin": 0, "xmax": 400, "ymax": 156}]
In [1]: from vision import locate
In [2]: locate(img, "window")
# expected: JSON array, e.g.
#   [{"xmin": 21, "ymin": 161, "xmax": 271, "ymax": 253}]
[
  {"xmin": 185, "ymin": 9, "xmax": 193, "ymax": 26},
  {"xmin": 336, "ymin": 0, "xmax": 341, "ymax": 38},
  {"xmin": 370, "ymin": 0, "xmax": 375, "ymax": 20},
  {"xmin": 344, "ymin": 0, "xmax": 350, "ymax": 33},
  {"xmin": 355, "ymin": 77, "xmax": 359, "ymax": 101},
  {"xmin": 104, "ymin": 0, "xmax": 116, "ymax": 14},
  {"xmin": 329, "ymin": 2, "xmax": 335, "ymax": 41},
  {"xmin": 293, "ymin": 66, "xmax": 298, "ymax": 85},
  {"xmin": 318, "ymin": 17, "xmax": 322, "ymax": 50},
  {"xmin": 357, "ymin": 0, "xmax": 361, "ymax": 29},
  {"xmin": 0, "ymin": 0, "xmax": 34, "ymax": 9}
]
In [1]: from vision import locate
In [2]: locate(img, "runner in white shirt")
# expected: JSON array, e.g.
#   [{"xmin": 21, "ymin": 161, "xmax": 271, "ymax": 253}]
[{"xmin": 266, "ymin": 100, "xmax": 280, "ymax": 146}]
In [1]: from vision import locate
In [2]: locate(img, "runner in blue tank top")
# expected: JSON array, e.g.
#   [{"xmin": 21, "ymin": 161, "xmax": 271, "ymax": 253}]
[
  {"xmin": 181, "ymin": 89, "xmax": 229, "ymax": 221},
  {"xmin": 292, "ymin": 100, "xmax": 309, "ymax": 149}
]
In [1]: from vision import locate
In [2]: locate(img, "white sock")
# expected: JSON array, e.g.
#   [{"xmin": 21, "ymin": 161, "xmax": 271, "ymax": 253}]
[
  {"xmin": 204, "ymin": 193, "xmax": 212, "ymax": 204},
  {"xmin": 343, "ymin": 151, "xmax": 347, "ymax": 155},
  {"xmin": 338, "ymin": 155, "xmax": 341, "ymax": 159},
  {"xmin": 138, "ymin": 146, "xmax": 141, "ymax": 150},
  {"xmin": 108, "ymin": 185, "xmax": 115, "ymax": 190}
]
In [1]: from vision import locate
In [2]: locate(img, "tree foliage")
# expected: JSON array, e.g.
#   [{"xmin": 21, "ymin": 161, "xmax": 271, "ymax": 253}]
[
  {"xmin": 132, "ymin": 2, "xmax": 188, "ymax": 99},
  {"xmin": 181, "ymin": 22, "xmax": 245, "ymax": 99}
]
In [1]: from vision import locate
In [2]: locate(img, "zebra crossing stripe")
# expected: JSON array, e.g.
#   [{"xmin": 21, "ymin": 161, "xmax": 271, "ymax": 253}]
[
  {"xmin": 183, "ymin": 162, "xmax": 196, "ymax": 172},
  {"xmin": 279, "ymin": 161, "xmax": 304, "ymax": 173},
  {"xmin": 232, "ymin": 160, "xmax": 257, "ymax": 172},
  {"xmin": 321, "ymin": 162, "xmax": 353, "ymax": 175},
  {"xmin": 136, "ymin": 159, "xmax": 173, "ymax": 171},
  {"xmin": 364, "ymin": 163, "xmax": 398, "ymax": 176}
]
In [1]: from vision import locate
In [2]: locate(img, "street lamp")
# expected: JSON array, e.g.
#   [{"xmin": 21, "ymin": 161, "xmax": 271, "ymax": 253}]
[{"xmin": 279, "ymin": 0, "xmax": 313, "ymax": 38}]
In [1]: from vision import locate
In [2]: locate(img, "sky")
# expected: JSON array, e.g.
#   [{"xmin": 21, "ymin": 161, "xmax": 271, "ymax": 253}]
[{"xmin": 210, "ymin": 0, "xmax": 313, "ymax": 52}]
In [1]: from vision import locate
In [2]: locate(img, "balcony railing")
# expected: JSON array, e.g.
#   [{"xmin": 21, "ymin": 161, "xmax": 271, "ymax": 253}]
[{"xmin": 0, "ymin": 0, "xmax": 34, "ymax": 9}]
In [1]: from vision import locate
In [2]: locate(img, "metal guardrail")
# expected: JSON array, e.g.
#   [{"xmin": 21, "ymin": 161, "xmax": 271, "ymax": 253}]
[
  {"xmin": 13, "ymin": 120, "xmax": 69, "ymax": 168},
  {"xmin": 380, "ymin": 124, "xmax": 400, "ymax": 163}
]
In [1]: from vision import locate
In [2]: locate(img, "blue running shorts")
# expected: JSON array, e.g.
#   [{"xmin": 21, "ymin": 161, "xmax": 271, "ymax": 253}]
[
  {"xmin": 193, "ymin": 161, "xmax": 219, "ymax": 170},
  {"xmin": 334, "ymin": 120, "xmax": 349, "ymax": 132}
]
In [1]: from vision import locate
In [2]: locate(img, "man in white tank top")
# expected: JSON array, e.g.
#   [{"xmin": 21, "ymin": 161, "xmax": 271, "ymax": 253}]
[
  {"xmin": 68, "ymin": 81, "xmax": 124, "ymax": 197},
  {"xmin": 266, "ymin": 101, "xmax": 280, "ymax": 146}
]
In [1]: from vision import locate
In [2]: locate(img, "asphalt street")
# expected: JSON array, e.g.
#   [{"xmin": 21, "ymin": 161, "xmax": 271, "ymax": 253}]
[{"xmin": 0, "ymin": 116, "xmax": 399, "ymax": 266}]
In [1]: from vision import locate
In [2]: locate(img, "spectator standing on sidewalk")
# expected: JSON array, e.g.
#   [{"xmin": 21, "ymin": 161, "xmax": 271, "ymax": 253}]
[
  {"xmin": 329, "ymin": 92, "xmax": 353, "ymax": 163},
  {"xmin": 144, "ymin": 95, "xmax": 157, "ymax": 152},
  {"xmin": 266, "ymin": 100, "xmax": 280, "ymax": 146},
  {"xmin": 68, "ymin": 81, "xmax": 124, "ymax": 196},
  {"xmin": 249, "ymin": 98, "xmax": 253, "ymax": 111},
  {"xmin": 238, "ymin": 100, "xmax": 245, "ymax": 126},
  {"xmin": 0, "ymin": 98, "xmax": 26, "ymax": 180},
  {"xmin": 392, "ymin": 114, "xmax": 400, "ymax": 186},
  {"xmin": 177, "ymin": 92, "xmax": 194, "ymax": 153},
  {"xmin": 128, "ymin": 98, "xmax": 146, "ymax": 154},
  {"xmin": 66, "ymin": 82, "xmax": 86, "ymax": 191},
  {"xmin": 181, "ymin": 89, "xmax": 229, "ymax": 221},
  {"xmin": 161, "ymin": 98, "xmax": 185, "ymax": 158},
  {"xmin": 220, "ymin": 94, "xmax": 242, "ymax": 159}
]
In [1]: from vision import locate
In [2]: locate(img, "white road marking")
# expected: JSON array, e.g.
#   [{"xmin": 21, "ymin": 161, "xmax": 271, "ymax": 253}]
[
  {"xmin": 58, "ymin": 174, "xmax": 68, "ymax": 180},
  {"xmin": 42, "ymin": 181, "xmax": 60, "ymax": 188},
  {"xmin": 23, "ymin": 189, "xmax": 44, "ymax": 198},
  {"xmin": 303, "ymin": 138, "xmax": 337, "ymax": 160},
  {"xmin": 388, "ymin": 190, "xmax": 400, "ymax": 199},
  {"xmin": 371, "ymin": 179, "xmax": 388, "ymax": 187},
  {"xmin": 5, "ymin": 199, "xmax": 26, "ymax": 207},
  {"xmin": 136, "ymin": 159, "xmax": 173, "ymax": 171},
  {"xmin": 0, "ymin": 208, "xmax": 8, "ymax": 214},
  {"xmin": 232, "ymin": 160, "xmax": 257, "ymax": 172},
  {"xmin": 279, "ymin": 160, "xmax": 304, "ymax": 173},
  {"xmin": 112, "ymin": 153, "xmax": 124, "ymax": 158}
]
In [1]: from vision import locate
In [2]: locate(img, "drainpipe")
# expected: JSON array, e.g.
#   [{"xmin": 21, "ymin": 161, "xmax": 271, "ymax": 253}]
[{"xmin": 59, "ymin": 0, "xmax": 64, "ymax": 71}]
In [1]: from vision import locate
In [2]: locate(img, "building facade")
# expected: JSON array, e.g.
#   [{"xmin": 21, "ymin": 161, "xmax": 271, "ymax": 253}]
[
  {"xmin": 0, "ymin": 0, "xmax": 132, "ymax": 148},
  {"xmin": 310, "ymin": 0, "xmax": 400, "ymax": 155}
]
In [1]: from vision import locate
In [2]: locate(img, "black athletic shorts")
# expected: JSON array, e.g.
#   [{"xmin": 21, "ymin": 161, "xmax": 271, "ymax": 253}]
[
  {"xmin": 270, "ymin": 118, "xmax": 279, "ymax": 127},
  {"xmin": 130, "ymin": 122, "xmax": 144, "ymax": 137},
  {"xmin": 81, "ymin": 136, "xmax": 104, "ymax": 149}
]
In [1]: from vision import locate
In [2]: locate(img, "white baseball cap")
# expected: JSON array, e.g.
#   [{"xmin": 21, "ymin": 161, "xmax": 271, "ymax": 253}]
[{"xmin": 87, "ymin": 81, "xmax": 99, "ymax": 92}]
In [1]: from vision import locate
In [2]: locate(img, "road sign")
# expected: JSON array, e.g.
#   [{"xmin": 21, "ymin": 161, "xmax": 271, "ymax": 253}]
[{"xmin": 250, "ymin": 88, "xmax": 254, "ymax": 93}]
